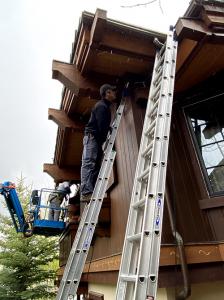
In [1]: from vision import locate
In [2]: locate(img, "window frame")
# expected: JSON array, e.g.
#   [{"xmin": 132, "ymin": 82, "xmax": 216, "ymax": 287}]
[{"xmin": 184, "ymin": 94, "xmax": 224, "ymax": 197}]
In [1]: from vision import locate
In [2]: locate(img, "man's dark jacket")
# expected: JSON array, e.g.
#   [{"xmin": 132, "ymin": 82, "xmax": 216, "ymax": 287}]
[{"xmin": 85, "ymin": 99, "xmax": 111, "ymax": 144}]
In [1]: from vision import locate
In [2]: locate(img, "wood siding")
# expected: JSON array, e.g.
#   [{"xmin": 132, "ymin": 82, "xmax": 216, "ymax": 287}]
[{"xmin": 166, "ymin": 105, "xmax": 214, "ymax": 242}]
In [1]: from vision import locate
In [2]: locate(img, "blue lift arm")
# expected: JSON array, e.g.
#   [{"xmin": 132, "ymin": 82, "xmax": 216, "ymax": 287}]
[{"xmin": 0, "ymin": 181, "xmax": 28, "ymax": 234}]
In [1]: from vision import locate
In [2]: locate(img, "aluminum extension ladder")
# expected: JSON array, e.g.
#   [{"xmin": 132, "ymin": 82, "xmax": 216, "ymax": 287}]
[
  {"xmin": 56, "ymin": 98, "xmax": 125, "ymax": 300},
  {"xmin": 116, "ymin": 28, "xmax": 177, "ymax": 300}
]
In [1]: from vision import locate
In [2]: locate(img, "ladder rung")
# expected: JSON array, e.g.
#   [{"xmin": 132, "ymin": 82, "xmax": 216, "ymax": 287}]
[
  {"xmin": 145, "ymin": 120, "xmax": 156, "ymax": 136},
  {"xmin": 137, "ymin": 167, "xmax": 150, "ymax": 181},
  {"xmin": 127, "ymin": 233, "xmax": 141, "ymax": 242},
  {"xmin": 132, "ymin": 197, "xmax": 146, "ymax": 209},
  {"xmin": 120, "ymin": 274, "xmax": 137, "ymax": 282}
]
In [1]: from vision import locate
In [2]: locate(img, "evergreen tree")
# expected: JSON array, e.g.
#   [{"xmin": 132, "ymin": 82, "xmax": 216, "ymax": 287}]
[{"xmin": 0, "ymin": 178, "xmax": 59, "ymax": 300}]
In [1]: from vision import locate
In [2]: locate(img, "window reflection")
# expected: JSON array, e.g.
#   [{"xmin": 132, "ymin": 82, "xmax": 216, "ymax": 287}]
[{"xmin": 187, "ymin": 97, "xmax": 224, "ymax": 194}]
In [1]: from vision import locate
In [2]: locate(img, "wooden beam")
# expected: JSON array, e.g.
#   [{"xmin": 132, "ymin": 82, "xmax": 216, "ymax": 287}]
[
  {"xmin": 176, "ymin": 38, "xmax": 198, "ymax": 73},
  {"xmin": 202, "ymin": 10, "xmax": 224, "ymax": 31},
  {"xmin": 175, "ymin": 35, "xmax": 208, "ymax": 88},
  {"xmin": 175, "ymin": 18, "xmax": 210, "ymax": 41},
  {"xmin": 204, "ymin": 4, "xmax": 224, "ymax": 15},
  {"xmin": 48, "ymin": 108, "xmax": 84, "ymax": 131},
  {"xmin": 89, "ymin": 9, "xmax": 107, "ymax": 48},
  {"xmin": 100, "ymin": 28, "xmax": 157, "ymax": 59},
  {"xmin": 52, "ymin": 60, "xmax": 99, "ymax": 98},
  {"xmin": 199, "ymin": 196, "xmax": 224, "ymax": 210},
  {"xmin": 202, "ymin": 4, "xmax": 224, "ymax": 31},
  {"xmin": 43, "ymin": 163, "xmax": 80, "ymax": 183},
  {"xmin": 79, "ymin": 262, "xmax": 224, "ymax": 287},
  {"xmin": 83, "ymin": 254, "xmax": 120, "ymax": 273},
  {"xmin": 97, "ymin": 44, "xmax": 155, "ymax": 63},
  {"xmin": 58, "ymin": 243, "xmax": 224, "ymax": 286},
  {"xmin": 82, "ymin": 243, "xmax": 224, "ymax": 274},
  {"xmin": 75, "ymin": 26, "xmax": 90, "ymax": 70},
  {"xmin": 80, "ymin": 9, "xmax": 107, "ymax": 74}
]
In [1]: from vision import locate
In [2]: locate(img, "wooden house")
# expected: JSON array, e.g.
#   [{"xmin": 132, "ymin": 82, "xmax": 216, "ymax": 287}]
[{"xmin": 44, "ymin": 0, "xmax": 224, "ymax": 299}]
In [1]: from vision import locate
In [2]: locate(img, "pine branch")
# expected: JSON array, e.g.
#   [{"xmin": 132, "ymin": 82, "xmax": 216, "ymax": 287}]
[{"xmin": 0, "ymin": 179, "xmax": 58, "ymax": 299}]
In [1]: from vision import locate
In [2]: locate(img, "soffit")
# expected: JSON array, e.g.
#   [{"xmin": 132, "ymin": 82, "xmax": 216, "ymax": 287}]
[
  {"xmin": 72, "ymin": 10, "xmax": 165, "ymax": 77},
  {"xmin": 175, "ymin": 1, "xmax": 224, "ymax": 94}
]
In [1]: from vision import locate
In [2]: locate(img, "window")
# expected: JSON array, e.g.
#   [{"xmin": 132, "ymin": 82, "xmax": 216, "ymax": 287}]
[{"xmin": 186, "ymin": 96, "xmax": 224, "ymax": 195}]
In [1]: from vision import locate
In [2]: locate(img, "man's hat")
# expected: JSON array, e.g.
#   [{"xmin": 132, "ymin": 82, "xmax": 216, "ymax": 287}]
[{"xmin": 100, "ymin": 84, "xmax": 116, "ymax": 97}]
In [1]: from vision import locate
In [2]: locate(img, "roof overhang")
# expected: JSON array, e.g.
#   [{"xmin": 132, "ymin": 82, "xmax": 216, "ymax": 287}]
[
  {"xmin": 175, "ymin": 0, "xmax": 224, "ymax": 93},
  {"xmin": 45, "ymin": 9, "xmax": 165, "ymax": 182}
]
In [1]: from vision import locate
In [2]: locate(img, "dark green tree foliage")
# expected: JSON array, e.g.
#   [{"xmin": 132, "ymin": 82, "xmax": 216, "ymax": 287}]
[{"xmin": 0, "ymin": 178, "xmax": 58, "ymax": 300}]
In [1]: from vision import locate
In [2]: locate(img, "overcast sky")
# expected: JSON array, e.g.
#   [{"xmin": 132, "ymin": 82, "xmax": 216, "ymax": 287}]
[{"xmin": 0, "ymin": 0, "xmax": 190, "ymax": 192}]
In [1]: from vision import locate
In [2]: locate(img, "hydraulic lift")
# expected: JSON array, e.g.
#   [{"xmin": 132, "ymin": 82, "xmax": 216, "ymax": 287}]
[{"xmin": 0, "ymin": 181, "xmax": 67, "ymax": 237}]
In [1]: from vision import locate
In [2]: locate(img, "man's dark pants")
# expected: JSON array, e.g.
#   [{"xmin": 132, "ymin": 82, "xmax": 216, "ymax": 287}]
[{"xmin": 81, "ymin": 134, "xmax": 103, "ymax": 196}]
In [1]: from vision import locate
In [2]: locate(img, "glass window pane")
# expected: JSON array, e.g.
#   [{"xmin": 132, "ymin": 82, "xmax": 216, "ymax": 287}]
[
  {"xmin": 190, "ymin": 120, "xmax": 224, "ymax": 147},
  {"xmin": 208, "ymin": 166, "xmax": 224, "ymax": 194},
  {"xmin": 202, "ymin": 141, "xmax": 224, "ymax": 169}
]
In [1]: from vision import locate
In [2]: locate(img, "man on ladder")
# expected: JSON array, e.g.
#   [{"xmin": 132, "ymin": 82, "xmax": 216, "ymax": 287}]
[
  {"xmin": 56, "ymin": 85, "xmax": 126, "ymax": 300},
  {"xmin": 80, "ymin": 83, "xmax": 117, "ymax": 203}
]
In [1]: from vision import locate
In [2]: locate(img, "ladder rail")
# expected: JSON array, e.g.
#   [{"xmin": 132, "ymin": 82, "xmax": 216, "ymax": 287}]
[
  {"xmin": 116, "ymin": 29, "xmax": 178, "ymax": 300},
  {"xmin": 145, "ymin": 35, "xmax": 178, "ymax": 299},
  {"xmin": 135, "ymin": 32, "xmax": 178, "ymax": 300},
  {"xmin": 56, "ymin": 204, "xmax": 89, "ymax": 297},
  {"xmin": 116, "ymin": 50, "xmax": 161, "ymax": 299},
  {"xmin": 57, "ymin": 151, "xmax": 116, "ymax": 299},
  {"xmin": 56, "ymin": 99, "xmax": 125, "ymax": 300},
  {"xmin": 82, "ymin": 101, "xmax": 125, "ymax": 229}
]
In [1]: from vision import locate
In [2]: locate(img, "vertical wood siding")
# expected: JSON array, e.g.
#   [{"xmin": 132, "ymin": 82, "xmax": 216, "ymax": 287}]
[{"xmin": 166, "ymin": 105, "xmax": 214, "ymax": 242}]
